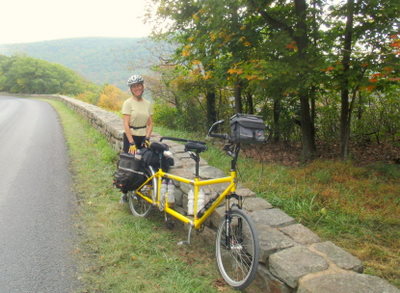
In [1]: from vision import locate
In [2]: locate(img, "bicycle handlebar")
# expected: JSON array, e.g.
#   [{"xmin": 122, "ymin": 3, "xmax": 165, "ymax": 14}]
[{"xmin": 207, "ymin": 120, "xmax": 229, "ymax": 140}]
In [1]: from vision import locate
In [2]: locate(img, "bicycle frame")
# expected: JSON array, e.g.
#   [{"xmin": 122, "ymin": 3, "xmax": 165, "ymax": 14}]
[
  {"xmin": 136, "ymin": 168, "xmax": 238, "ymax": 229},
  {"xmin": 128, "ymin": 124, "xmax": 260, "ymax": 290}
]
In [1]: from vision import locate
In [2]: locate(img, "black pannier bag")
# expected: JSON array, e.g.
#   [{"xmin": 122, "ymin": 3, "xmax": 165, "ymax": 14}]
[
  {"xmin": 113, "ymin": 153, "xmax": 147, "ymax": 193},
  {"xmin": 141, "ymin": 142, "xmax": 174, "ymax": 171},
  {"xmin": 230, "ymin": 113, "xmax": 266, "ymax": 143}
]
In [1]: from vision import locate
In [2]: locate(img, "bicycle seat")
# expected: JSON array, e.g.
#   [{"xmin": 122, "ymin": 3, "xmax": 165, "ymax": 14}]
[
  {"xmin": 185, "ymin": 142, "xmax": 207, "ymax": 153},
  {"xmin": 150, "ymin": 142, "xmax": 169, "ymax": 153}
]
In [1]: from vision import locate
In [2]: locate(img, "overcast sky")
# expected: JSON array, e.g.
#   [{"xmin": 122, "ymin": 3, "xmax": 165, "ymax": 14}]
[{"xmin": 0, "ymin": 0, "xmax": 154, "ymax": 45}]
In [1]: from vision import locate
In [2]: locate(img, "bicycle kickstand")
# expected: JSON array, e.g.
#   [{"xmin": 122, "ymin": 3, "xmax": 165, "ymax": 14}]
[{"xmin": 177, "ymin": 225, "xmax": 193, "ymax": 246}]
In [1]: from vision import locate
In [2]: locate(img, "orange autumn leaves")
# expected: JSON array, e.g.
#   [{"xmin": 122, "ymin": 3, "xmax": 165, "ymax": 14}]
[
  {"xmin": 227, "ymin": 65, "xmax": 264, "ymax": 81},
  {"xmin": 97, "ymin": 85, "xmax": 129, "ymax": 111}
]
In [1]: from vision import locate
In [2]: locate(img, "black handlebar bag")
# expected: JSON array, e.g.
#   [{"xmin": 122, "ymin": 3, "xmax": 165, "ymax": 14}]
[
  {"xmin": 113, "ymin": 153, "xmax": 147, "ymax": 193},
  {"xmin": 230, "ymin": 114, "xmax": 266, "ymax": 143}
]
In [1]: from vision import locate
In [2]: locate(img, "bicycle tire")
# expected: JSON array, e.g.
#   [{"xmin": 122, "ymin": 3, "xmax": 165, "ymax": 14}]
[
  {"xmin": 128, "ymin": 166, "xmax": 157, "ymax": 217},
  {"xmin": 128, "ymin": 189, "xmax": 152, "ymax": 217},
  {"xmin": 215, "ymin": 208, "xmax": 260, "ymax": 290}
]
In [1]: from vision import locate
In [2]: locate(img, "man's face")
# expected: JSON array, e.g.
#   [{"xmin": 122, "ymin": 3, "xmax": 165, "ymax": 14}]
[{"xmin": 131, "ymin": 83, "xmax": 144, "ymax": 97}]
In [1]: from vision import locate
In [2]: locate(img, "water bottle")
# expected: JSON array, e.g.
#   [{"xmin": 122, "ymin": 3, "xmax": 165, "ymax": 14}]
[
  {"xmin": 167, "ymin": 180, "xmax": 175, "ymax": 207},
  {"xmin": 160, "ymin": 179, "xmax": 168, "ymax": 203},
  {"xmin": 198, "ymin": 188, "xmax": 205, "ymax": 212},
  {"xmin": 187, "ymin": 189, "xmax": 194, "ymax": 216}
]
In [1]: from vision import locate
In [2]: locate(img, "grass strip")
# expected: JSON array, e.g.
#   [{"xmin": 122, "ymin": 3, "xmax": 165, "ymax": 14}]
[{"xmin": 44, "ymin": 100, "xmax": 235, "ymax": 293}]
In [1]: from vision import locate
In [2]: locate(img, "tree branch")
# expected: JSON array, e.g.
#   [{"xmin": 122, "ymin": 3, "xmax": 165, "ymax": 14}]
[{"xmin": 247, "ymin": 0, "xmax": 295, "ymax": 38}]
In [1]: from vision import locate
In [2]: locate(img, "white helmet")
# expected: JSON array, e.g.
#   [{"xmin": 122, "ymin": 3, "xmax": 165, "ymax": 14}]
[{"xmin": 127, "ymin": 74, "xmax": 144, "ymax": 86}]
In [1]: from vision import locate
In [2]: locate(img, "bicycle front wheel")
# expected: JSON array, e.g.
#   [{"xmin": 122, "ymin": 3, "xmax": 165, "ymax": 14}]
[
  {"xmin": 215, "ymin": 208, "xmax": 260, "ymax": 290},
  {"xmin": 128, "ymin": 187, "xmax": 152, "ymax": 217}
]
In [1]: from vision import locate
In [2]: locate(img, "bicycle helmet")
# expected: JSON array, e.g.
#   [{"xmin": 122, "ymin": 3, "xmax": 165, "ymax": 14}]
[{"xmin": 127, "ymin": 74, "xmax": 144, "ymax": 86}]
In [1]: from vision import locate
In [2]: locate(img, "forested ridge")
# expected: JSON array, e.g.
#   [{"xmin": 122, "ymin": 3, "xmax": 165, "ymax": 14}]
[
  {"xmin": 0, "ymin": 54, "xmax": 130, "ymax": 111},
  {"xmin": 0, "ymin": 37, "xmax": 160, "ymax": 89}
]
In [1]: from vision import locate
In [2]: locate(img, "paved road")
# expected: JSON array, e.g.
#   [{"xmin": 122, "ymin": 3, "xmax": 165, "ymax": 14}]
[{"xmin": 0, "ymin": 95, "xmax": 79, "ymax": 292}]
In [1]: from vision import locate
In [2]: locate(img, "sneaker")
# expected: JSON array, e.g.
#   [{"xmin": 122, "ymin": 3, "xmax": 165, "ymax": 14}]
[{"xmin": 119, "ymin": 194, "xmax": 128, "ymax": 204}]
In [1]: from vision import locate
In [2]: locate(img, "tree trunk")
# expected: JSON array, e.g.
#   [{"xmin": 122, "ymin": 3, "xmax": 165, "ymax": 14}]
[
  {"xmin": 340, "ymin": 0, "xmax": 355, "ymax": 159},
  {"xmin": 273, "ymin": 98, "xmax": 281, "ymax": 143},
  {"xmin": 357, "ymin": 91, "xmax": 363, "ymax": 120},
  {"xmin": 294, "ymin": 0, "xmax": 316, "ymax": 160},
  {"xmin": 310, "ymin": 86, "xmax": 316, "ymax": 143},
  {"xmin": 300, "ymin": 93, "xmax": 316, "ymax": 160},
  {"xmin": 234, "ymin": 80, "xmax": 242, "ymax": 114},
  {"xmin": 206, "ymin": 90, "xmax": 217, "ymax": 127},
  {"xmin": 246, "ymin": 92, "xmax": 254, "ymax": 114}
]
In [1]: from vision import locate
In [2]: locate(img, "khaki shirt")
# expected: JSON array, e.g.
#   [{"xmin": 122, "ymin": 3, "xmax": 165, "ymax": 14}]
[{"xmin": 121, "ymin": 97, "xmax": 153, "ymax": 136}]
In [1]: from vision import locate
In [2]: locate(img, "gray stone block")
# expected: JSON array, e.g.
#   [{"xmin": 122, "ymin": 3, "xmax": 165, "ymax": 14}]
[
  {"xmin": 198, "ymin": 165, "xmax": 226, "ymax": 179},
  {"xmin": 269, "ymin": 246, "xmax": 329, "ymax": 288},
  {"xmin": 209, "ymin": 206, "xmax": 225, "ymax": 228},
  {"xmin": 246, "ymin": 264, "xmax": 293, "ymax": 293},
  {"xmin": 298, "ymin": 272, "xmax": 400, "ymax": 293},
  {"xmin": 251, "ymin": 208, "xmax": 296, "ymax": 228},
  {"xmin": 182, "ymin": 194, "xmax": 188, "ymax": 214},
  {"xmin": 203, "ymin": 182, "xmax": 230, "ymax": 194},
  {"xmin": 242, "ymin": 197, "xmax": 273, "ymax": 212},
  {"xmin": 257, "ymin": 224, "xmax": 296, "ymax": 263},
  {"xmin": 172, "ymin": 186, "xmax": 184, "ymax": 206},
  {"xmin": 279, "ymin": 223, "xmax": 321, "ymax": 245},
  {"xmin": 179, "ymin": 182, "xmax": 193, "ymax": 195},
  {"xmin": 169, "ymin": 159, "xmax": 184, "ymax": 168},
  {"xmin": 235, "ymin": 187, "xmax": 257, "ymax": 197},
  {"xmin": 311, "ymin": 241, "xmax": 363, "ymax": 272},
  {"xmin": 174, "ymin": 152, "xmax": 191, "ymax": 159},
  {"xmin": 169, "ymin": 168, "xmax": 195, "ymax": 182}
]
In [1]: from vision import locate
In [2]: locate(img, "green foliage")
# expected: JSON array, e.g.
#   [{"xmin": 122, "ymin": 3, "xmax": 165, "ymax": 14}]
[
  {"xmin": 0, "ymin": 54, "xmax": 96, "ymax": 94},
  {"xmin": 0, "ymin": 37, "xmax": 160, "ymax": 89},
  {"xmin": 153, "ymin": 101, "xmax": 179, "ymax": 129},
  {"xmin": 149, "ymin": 0, "xmax": 400, "ymax": 158}
]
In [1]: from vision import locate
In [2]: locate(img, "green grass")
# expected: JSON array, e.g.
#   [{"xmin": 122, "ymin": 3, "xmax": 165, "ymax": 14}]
[{"xmin": 43, "ymin": 100, "xmax": 235, "ymax": 293}]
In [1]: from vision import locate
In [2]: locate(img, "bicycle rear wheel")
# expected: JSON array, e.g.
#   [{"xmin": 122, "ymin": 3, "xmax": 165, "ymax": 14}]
[
  {"xmin": 128, "ymin": 167, "xmax": 156, "ymax": 217},
  {"xmin": 128, "ymin": 188, "xmax": 152, "ymax": 217},
  {"xmin": 215, "ymin": 208, "xmax": 259, "ymax": 290}
]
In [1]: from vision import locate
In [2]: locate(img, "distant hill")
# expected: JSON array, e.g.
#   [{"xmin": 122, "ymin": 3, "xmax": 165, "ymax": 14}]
[{"xmin": 0, "ymin": 37, "xmax": 168, "ymax": 89}]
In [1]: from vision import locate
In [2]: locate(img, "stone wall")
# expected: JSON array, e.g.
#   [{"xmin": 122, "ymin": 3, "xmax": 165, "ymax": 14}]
[{"xmin": 52, "ymin": 94, "xmax": 399, "ymax": 293}]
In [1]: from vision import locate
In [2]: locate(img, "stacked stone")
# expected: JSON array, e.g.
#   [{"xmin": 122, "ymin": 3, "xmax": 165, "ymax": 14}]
[{"xmin": 53, "ymin": 95, "xmax": 399, "ymax": 293}]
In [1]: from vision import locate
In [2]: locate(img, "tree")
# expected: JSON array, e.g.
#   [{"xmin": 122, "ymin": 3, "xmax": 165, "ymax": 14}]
[
  {"xmin": 0, "ymin": 55, "xmax": 94, "ymax": 95},
  {"xmin": 97, "ymin": 84, "xmax": 128, "ymax": 111},
  {"xmin": 148, "ymin": 0, "xmax": 399, "ymax": 160},
  {"xmin": 326, "ymin": 0, "xmax": 399, "ymax": 158}
]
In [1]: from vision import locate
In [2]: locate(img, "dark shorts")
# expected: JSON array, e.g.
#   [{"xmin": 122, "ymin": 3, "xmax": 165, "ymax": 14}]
[{"xmin": 123, "ymin": 133, "xmax": 145, "ymax": 153}]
